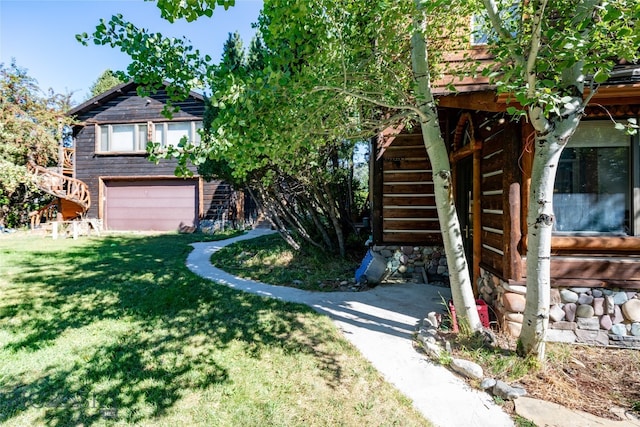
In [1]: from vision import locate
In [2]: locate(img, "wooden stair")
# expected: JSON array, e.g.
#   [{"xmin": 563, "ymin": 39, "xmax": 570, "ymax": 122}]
[{"xmin": 27, "ymin": 161, "xmax": 90, "ymax": 221}]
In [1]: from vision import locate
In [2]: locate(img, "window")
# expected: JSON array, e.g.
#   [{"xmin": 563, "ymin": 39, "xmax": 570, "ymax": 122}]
[
  {"xmin": 154, "ymin": 121, "xmax": 202, "ymax": 147},
  {"xmin": 471, "ymin": 2, "xmax": 519, "ymax": 46},
  {"xmin": 97, "ymin": 121, "xmax": 202, "ymax": 153},
  {"xmin": 553, "ymin": 120, "xmax": 638, "ymax": 236},
  {"xmin": 98, "ymin": 124, "xmax": 148, "ymax": 153}
]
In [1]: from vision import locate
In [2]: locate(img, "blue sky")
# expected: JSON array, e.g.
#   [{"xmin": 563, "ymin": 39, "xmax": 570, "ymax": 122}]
[{"xmin": 0, "ymin": 0, "xmax": 263, "ymax": 104}]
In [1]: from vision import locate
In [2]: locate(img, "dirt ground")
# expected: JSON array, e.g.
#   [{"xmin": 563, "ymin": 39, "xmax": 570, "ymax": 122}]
[{"xmin": 449, "ymin": 334, "xmax": 640, "ymax": 421}]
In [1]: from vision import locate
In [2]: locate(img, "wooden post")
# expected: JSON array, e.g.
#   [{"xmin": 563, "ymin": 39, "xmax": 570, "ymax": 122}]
[{"xmin": 52, "ymin": 222, "xmax": 59, "ymax": 240}]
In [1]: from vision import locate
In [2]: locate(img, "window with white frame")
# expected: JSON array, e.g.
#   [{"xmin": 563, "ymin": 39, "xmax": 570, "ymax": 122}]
[
  {"xmin": 97, "ymin": 121, "xmax": 202, "ymax": 153},
  {"xmin": 154, "ymin": 121, "xmax": 203, "ymax": 148},
  {"xmin": 98, "ymin": 123, "xmax": 148, "ymax": 152},
  {"xmin": 553, "ymin": 120, "xmax": 639, "ymax": 236}
]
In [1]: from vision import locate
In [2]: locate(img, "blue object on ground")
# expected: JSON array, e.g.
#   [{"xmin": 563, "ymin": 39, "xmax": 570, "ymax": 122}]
[{"xmin": 355, "ymin": 249, "xmax": 387, "ymax": 285}]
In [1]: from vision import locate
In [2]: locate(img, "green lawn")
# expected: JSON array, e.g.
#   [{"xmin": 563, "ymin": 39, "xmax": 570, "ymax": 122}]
[{"xmin": 0, "ymin": 232, "xmax": 429, "ymax": 426}]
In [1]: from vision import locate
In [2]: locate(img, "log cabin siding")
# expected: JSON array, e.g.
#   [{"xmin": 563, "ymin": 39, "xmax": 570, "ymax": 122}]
[{"xmin": 374, "ymin": 133, "xmax": 443, "ymax": 245}]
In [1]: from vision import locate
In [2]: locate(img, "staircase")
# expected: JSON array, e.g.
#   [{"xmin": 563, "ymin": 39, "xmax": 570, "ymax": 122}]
[{"xmin": 28, "ymin": 161, "xmax": 90, "ymax": 222}]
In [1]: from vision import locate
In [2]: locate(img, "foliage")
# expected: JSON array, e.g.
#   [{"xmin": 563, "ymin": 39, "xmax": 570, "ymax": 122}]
[
  {"xmin": 88, "ymin": 69, "xmax": 126, "ymax": 98},
  {"xmin": 0, "ymin": 61, "xmax": 73, "ymax": 227},
  {"xmin": 0, "ymin": 233, "xmax": 430, "ymax": 426},
  {"xmin": 472, "ymin": 0, "xmax": 640, "ymax": 359},
  {"xmin": 210, "ymin": 233, "xmax": 365, "ymax": 291}
]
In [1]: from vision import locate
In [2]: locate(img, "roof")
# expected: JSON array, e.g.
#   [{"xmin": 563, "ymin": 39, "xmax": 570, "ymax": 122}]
[{"xmin": 67, "ymin": 81, "xmax": 205, "ymax": 117}]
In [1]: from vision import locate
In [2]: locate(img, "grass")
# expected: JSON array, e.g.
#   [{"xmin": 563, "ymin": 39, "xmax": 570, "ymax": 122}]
[
  {"xmin": 210, "ymin": 233, "xmax": 364, "ymax": 291},
  {"xmin": 0, "ymin": 231, "xmax": 429, "ymax": 426}
]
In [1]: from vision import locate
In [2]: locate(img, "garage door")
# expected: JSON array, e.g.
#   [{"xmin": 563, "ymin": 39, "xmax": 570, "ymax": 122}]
[{"xmin": 104, "ymin": 180, "xmax": 198, "ymax": 231}]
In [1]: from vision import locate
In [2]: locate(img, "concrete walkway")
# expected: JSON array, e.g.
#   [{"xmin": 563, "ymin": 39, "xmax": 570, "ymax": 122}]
[{"xmin": 186, "ymin": 229, "xmax": 514, "ymax": 427}]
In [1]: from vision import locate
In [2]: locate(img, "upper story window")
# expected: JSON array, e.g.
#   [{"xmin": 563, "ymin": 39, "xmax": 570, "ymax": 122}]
[
  {"xmin": 471, "ymin": 2, "xmax": 519, "ymax": 47},
  {"xmin": 553, "ymin": 120, "xmax": 638, "ymax": 236},
  {"xmin": 96, "ymin": 121, "xmax": 202, "ymax": 153},
  {"xmin": 154, "ymin": 121, "xmax": 203, "ymax": 148}
]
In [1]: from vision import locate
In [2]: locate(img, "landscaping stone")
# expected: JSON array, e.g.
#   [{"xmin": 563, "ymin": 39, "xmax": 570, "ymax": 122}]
[
  {"xmin": 570, "ymin": 287, "xmax": 591, "ymax": 294},
  {"xmin": 549, "ymin": 304, "xmax": 565, "ymax": 322},
  {"xmin": 622, "ymin": 299, "xmax": 640, "ymax": 322},
  {"xmin": 480, "ymin": 378, "xmax": 497, "ymax": 390},
  {"xmin": 506, "ymin": 320, "xmax": 522, "ymax": 337},
  {"xmin": 560, "ymin": 289, "xmax": 579, "ymax": 303},
  {"xmin": 493, "ymin": 380, "xmax": 526, "ymax": 400},
  {"xmin": 612, "ymin": 305, "xmax": 625, "ymax": 324},
  {"xmin": 576, "ymin": 304, "xmax": 595, "ymax": 318},
  {"xmin": 592, "ymin": 298, "xmax": 605, "ymax": 316},
  {"xmin": 450, "ymin": 358, "xmax": 483, "ymax": 380},
  {"xmin": 599, "ymin": 315, "xmax": 613, "ymax": 331},
  {"xmin": 610, "ymin": 324, "xmax": 627, "ymax": 336},
  {"xmin": 503, "ymin": 283, "xmax": 527, "ymax": 295},
  {"xmin": 550, "ymin": 288, "xmax": 561, "ymax": 304},
  {"xmin": 591, "ymin": 289, "xmax": 603, "ymax": 298},
  {"xmin": 550, "ymin": 321, "xmax": 576, "ymax": 330},
  {"xmin": 563, "ymin": 303, "xmax": 577, "ymax": 322},
  {"xmin": 613, "ymin": 291, "xmax": 629, "ymax": 305},
  {"xmin": 575, "ymin": 329, "xmax": 609, "ymax": 346},
  {"xmin": 577, "ymin": 294, "xmax": 593, "ymax": 305},
  {"xmin": 503, "ymin": 292, "xmax": 526, "ymax": 313},
  {"xmin": 504, "ymin": 312, "xmax": 524, "ymax": 323},
  {"xmin": 576, "ymin": 317, "xmax": 599, "ymax": 331},
  {"xmin": 606, "ymin": 295, "xmax": 616, "ymax": 314},
  {"xmin": 545, "ymin": 329, "xmax": 576, "ymax": 343},
  {"xmin": 631, "ymin": 323, "xmax": 640, "ymax": 337}
]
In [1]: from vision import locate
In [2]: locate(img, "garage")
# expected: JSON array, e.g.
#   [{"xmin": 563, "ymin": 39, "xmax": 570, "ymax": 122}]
[{"xmin": 103, "ymin": 179, "xmax": 199, "ymax": 231}]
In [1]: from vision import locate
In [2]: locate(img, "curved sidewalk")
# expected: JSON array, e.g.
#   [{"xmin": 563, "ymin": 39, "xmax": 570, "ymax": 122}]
[{"xmin": 186, "ymin": 229, "xmax": 514, "ymax": 427}]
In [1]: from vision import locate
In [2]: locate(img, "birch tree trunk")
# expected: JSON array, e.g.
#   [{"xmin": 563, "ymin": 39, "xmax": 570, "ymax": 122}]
[
  {"xmin": 519, "ymin": 104, "xmax": 582, "ymax": 359},
  {"xmin": 411, "ymin": 11, "xmax": 482, "ymax": 332}
]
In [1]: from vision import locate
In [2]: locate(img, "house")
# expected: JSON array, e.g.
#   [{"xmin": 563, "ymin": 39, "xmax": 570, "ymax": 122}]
[
  {"xmin": 369, "ymin": 54, "xmax": 640, "ymax": 345},
  {"xmin": 31, "ymin": 81, "xmax": 246, "ymax": 232}
]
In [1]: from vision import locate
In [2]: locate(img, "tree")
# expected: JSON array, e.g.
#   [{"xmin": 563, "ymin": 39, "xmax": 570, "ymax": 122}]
[
  {"xmin": 477, "ymin": 0, "xmax": 640, "ymax": 359},
  {"xmin": 0, "ymin": 61, "xmax": 73, "ymax": 227},
  {"xmin": 88, "ymin": 69, "xmax": 125, "ymax": 98},
  {"xmin": 79, "ymin": 0, "xmax": 484, "ymax": 331}
]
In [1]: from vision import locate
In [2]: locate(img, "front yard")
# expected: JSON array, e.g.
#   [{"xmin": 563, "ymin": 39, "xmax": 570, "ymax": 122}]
[{"xmin": 0, "ymin": 232, "xmax": 429, "ymax": 426}]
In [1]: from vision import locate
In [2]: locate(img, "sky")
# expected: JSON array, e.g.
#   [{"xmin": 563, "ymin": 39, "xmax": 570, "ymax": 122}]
[{"xmin": 0, "ymin": 0, "xmax": 263, "ymax": 105}]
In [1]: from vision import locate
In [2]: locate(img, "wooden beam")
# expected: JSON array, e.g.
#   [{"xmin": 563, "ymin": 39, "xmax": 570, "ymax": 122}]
[{"xmin": 551, "ymin": 236, "xmax": 640, "ymax": 252}]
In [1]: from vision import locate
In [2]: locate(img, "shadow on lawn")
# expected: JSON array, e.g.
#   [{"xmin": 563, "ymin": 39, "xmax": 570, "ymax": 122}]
[{"xmin": 0, "ymin": 234, "xmax": 341, "ymax": 425}]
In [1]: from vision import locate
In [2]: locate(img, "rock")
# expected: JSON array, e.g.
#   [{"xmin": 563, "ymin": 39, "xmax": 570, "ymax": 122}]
[
  {"xmin": 570, "ymin": 287, "xmax": 591, "ymax": 294},
  {"xmin": 503, "ymin": 292, "xmax": 526, "ymax": 313},
  {"xmin": 493, "ymin": 380, "xmax": 526, "ymax": 400},
  {"xmin": 576, "ymin": 317, "xmax": 599, "ymax": 330},
  {"xmin": 439, "ymin": 258, "xmax": 448, "ymax": 266},
  {"xmin": 380, "ymin": 249, "xmax": 393, "ymax": 258},
  {"xmin": 599, "ymin": 315, "xmax": 613, "ymax": 330},
  {"xmin": 505, "ymin": 321, "xmax": 522, "ymax": 337},
  {"xmin": 422, "ymin": 247, "xmax": 433, "ymax": 256},
  {"xmin": 545, "ymin": 329, "xmax": 577, "ymax": 343},
  {"xmin": 397, "ymin": 265, "xmax": 407, "ymax": 274},
  {"xmin": 560, "ymin": 290, "xmax": 579, "ymax": 303},
  {"xmin": 399, "ymin": 254, "xmax": 409, "ymax": 264},
  {"xmin": 292, "ymin": 279, "xmax": 304, "ymax": 285},
  {"xmin": 563, "ymin": 303, "xmax": 577, "ymax": 322},
  {"xmin": 606, "ymin": 296, "xmax": 616, "ymax": 314},
  {"xmin": 503, "ymin": 283, "xmax": 527, "ymax": 295},
  {"xmin": 591, "ymin": 289, "xmax": 603, "ymax": 298},
  {"xmin": 576, "ymin": 304, "xmax": 595, "ymax": 318},
  {"xmin": 592, "ymin": 298, "xmax": 605, "ymax": 316},
  {"xmin": 401, "ymin": 246, "xmax": 414, "ymax": 255},
  {"xmin": 610, "ymin": 324, "xmax": 627, "ymax": 336},
  {"xmin": 627, "ymin": 292, "xmax": 637, "ymax": 300},
  {"xmin": 550, "ymin": 321, "xmax": 576, "ymax": 331},
  {"xmin": 612, "ymin": 305, "xmax": 625, "ymax": 324},
  {"xmin": 577, "ymin": 294, "xmax": 593, "ymax": 305},
  {"xmin": 480, "ymin": 378, "xmax": 496, "ymax": 390},
  {"xmin": 504, "ymin": 312, "xmax": 524, "ymax": 323},
  {"xmin": 436, "ymin": 266, "xmax": 447, "ymax": 275},
  {"xmin": 622, "ymin": 299, "xmax": 640, "ymax": 322},
  {"xmin": 421, "ymin": 340, "xmax": 442, "ymax": 359},
  {"xmin": 550, "ymin": 288, "xmax": 561, "ymax": 305},
  {"xmin": 575, "ymin": 329, "xmax": 610, "ymax": 346},
  {"xmin": 613, "ymin": 291, "xmax": 629, "ymax": 305},
  {"xmin": 549, "ymin": 304, "xmax": 566, "ymax": 322},
  {"xmin": 427, "ymin": 312, "xmax": 440, "ymax": 329},
  {"xmin": 631, "ymin": 323, "xmax": 640, "ymax": 337},
  {"xmin": 450, "ymin": 358, "xmax": 483, "ymax": 380}
]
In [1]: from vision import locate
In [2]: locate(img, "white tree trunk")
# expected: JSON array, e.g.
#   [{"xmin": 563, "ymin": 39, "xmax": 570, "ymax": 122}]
[
  {"xmin": 411, "ymin": 19, "xmax": 482, "ymax": 332},
  {"xmin": 519, "ymin": 106, "xmax": 582, "ymax": 359}
]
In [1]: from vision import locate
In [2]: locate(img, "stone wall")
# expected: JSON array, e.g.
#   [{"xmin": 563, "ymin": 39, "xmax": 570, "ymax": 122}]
[
  {"xmin": 370, "ymin": 245, "xmax": 450, "ymax": 285},
  {"xmin": 478, "ymin": 268, "xmax": 640, "ymax": 348}
]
